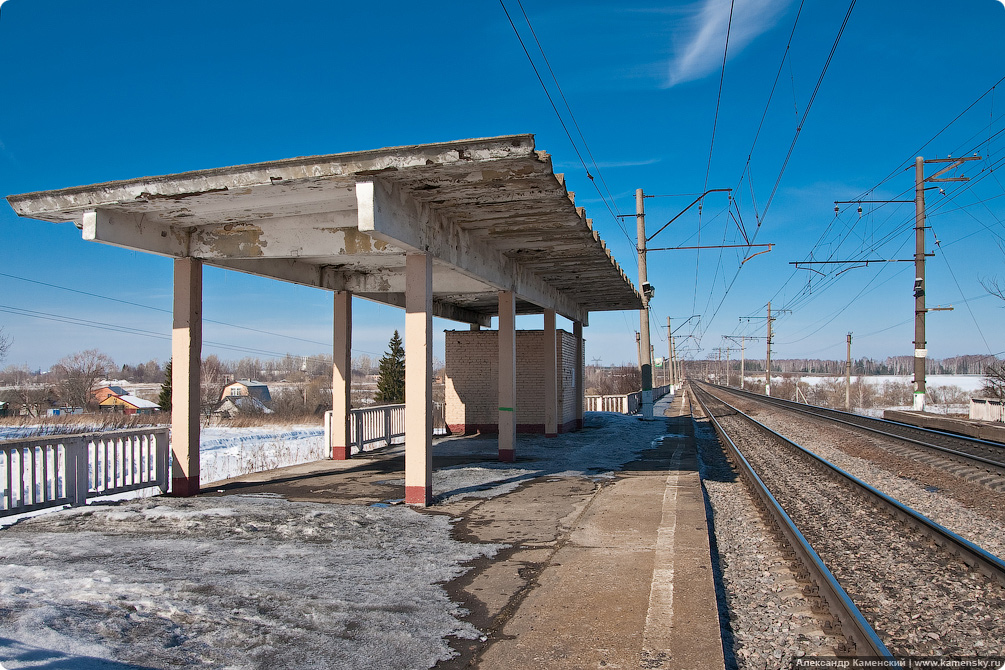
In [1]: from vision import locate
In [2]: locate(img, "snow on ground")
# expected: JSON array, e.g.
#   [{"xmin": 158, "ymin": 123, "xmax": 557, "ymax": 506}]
[
  {"xmin": 782, "ymin": 374, "xmax": 985, "ymax": 392},
  {"xmin": 0, "ymin": 497, "xmax": 500, "ymax": 669},
  {"xmin": 428, "ymin": 410, "xmax": 672, "ymax": 502},
  {"xmin": 199, "ymin": 425, "xmax": 326, "ymax": 485},
  {"xmin": 0, "ymin": 410, "xmax": 671, "ymax": 669}
]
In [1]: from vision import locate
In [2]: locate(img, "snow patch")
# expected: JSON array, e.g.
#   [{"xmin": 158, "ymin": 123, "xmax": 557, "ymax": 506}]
[
  {"xmin": 0, "ymin": 497, "xmax": 502, "ymax": 669},
  {"xmin": 431, "ymin": 410, "xmax": 672, "ymax": 502}
]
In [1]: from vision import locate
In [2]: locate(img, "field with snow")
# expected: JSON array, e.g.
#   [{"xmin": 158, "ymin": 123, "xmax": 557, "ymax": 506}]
[
  {"xmin": 0, "ymin": 409, "xmax": 672, "ymax": 669},
  {"xmin": 792, "ymin": 374, "xmax": 985, "ymax": 392},
  {"xmin": 199, "ymin": 425, "xmax": 327, "ymax": 484}
]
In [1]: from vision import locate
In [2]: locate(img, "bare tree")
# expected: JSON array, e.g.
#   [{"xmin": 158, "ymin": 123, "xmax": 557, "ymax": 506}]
[
  {"xmin": 51, "ymin": 349, "xmax": 115, "ymax": 410},
  {"xmin": 980, "ymin": 362, "xmax": 1005, "ymax": 399},
  {"xmin": 234, "ymin": 356, "xmax": 261, "ymax": 381},
  {"xmin": 980, "ymin": 274, "xmax": 1005, "ymax": 302},
  {"xmin": 977, "ymin": 275, "xmax": 1005, "ymax": 398},
  {"xmin": 201, "ymin": 354, "xmax": 227, "ymax": 416},
  {"xmin": 2, "ymin": 386, "xmax": 56, "ymax": 417},
  {"xmin": 0, "ymin": 328, "xmax": 10, "ymax": 363}
]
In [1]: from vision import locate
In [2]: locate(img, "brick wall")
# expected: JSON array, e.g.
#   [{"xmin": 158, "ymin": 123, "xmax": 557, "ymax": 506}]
[
  {"xmin": 559, "ymin": 330, "xmax": 577, "ymax": 430},
  {"xmin": 445, "ymin": 329, "xmax": 580, "ymax": 434}
]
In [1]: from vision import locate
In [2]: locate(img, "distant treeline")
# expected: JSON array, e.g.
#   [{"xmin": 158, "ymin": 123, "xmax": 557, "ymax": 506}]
[{"xmin": 683, "ymin": 354, "xmax": 995, "ymax": 376}]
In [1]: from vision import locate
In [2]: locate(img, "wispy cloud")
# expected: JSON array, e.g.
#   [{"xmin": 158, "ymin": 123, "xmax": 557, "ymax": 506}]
[
  {"xmin": 666, "ymin": 0, "xmax": 791, "ymax": 88},
  {"xmin": 552, "ymin": 157, "xmax": 662, "ymax": 171}
]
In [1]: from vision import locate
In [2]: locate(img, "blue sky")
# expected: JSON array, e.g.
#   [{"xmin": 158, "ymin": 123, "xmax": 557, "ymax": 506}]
[{"xmin": 2, "ymin": 0, "xmax": 1005, "ymax": 371}]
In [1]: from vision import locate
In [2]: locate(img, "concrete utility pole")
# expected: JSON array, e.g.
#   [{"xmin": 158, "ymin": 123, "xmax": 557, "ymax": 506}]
[
  {"xmin": 725, "ymin": 346, "xmax": 732, "ymax": 387},
  {"xmin": 667, "ymin": 317, "xmax": 676, "ymax": 391},
  {"xmin": 766, "ymin": 302, "xmax": 773, "ymax": 397},
  {"xmin": 637, "ymin": 188, "xmax": 654, "ymax": 419},
  {"xmin": 846, "ymin": 332, "xmax": 852, "ymax": 411},
  {"xmin": 914, "ymin": 157, "xmax": 926, "ymax": 412},
  {"xmin": 725, "ymin": 335, "xmax": 762, "ymax": 390},
  {"xmin": 740, "ymin": 338, "xmax": 745, "ymax": 389},
  {"xmin": 650, "ymin": 345, "xmax": 658, "ymax": 386},
  {"xmin": 912, "ymin": 155, "xmax": 976, "ymax": 411}
]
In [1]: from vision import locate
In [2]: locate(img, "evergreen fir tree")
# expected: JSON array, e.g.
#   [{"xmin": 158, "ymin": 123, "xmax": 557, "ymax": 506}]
[
  {"xmin": 374, "ymin": 330, "xmax": 405, "ymax": 404},
  {"xmin": 158, "ymin": 359, "xmax": 172, "ymax": 412}
]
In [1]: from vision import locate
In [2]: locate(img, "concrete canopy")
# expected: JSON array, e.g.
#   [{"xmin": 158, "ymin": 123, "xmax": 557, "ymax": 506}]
[{"xmin": 7, "ymin": 135, "xmax": 642, "ymax": 325}]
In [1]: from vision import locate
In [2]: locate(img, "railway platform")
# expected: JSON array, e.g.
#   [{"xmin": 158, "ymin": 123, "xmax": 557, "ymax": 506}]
[
  {"xmin": 210, "ymin": 393, "xmax": 726, "ymax": 669},
  {"xmin": 884, "ymin": 408, "xmax": 1005, "ymax": 443}
]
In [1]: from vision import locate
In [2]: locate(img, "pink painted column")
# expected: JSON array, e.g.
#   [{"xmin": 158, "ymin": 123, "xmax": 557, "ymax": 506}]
[
  {"xmin": 574, "ymin": 319, "xmax": 585, "ymax": 430},
  {"xmin": 331, "ymin": 290, "xmax": 352, "ymax": 460},
  {"xmin": 498, "ymin": 290, "xmax": 516, "ymax": 461},
  {"xmin": 171, "ymin": 258, "xmax": 202, "ymax": 496},
  {"xmin": 405, "ymin": 253, "xmax": 433, "ymax": 505},
  {"xmin": 544, "ymin": 308, "xmax": 558, "ymax": 437}
]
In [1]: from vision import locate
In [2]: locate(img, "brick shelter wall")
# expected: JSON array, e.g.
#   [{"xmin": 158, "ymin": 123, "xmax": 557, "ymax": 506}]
[
  {"xmin": 559, "ymin": 330, "xmax": 577, "ymax": 428},
  {"xmin": 445, "ymin": 329, "xmax": 580, "ymax": 434}
]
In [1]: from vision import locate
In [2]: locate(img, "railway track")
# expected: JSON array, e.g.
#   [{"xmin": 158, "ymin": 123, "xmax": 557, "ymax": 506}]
[
  {"xmin": 691, "ymin": 383, "xmax": 1005, "ymax": 662},
  {"xmin": 704, "ymin": 383, "xmax": 1005, "ymax": 484}
]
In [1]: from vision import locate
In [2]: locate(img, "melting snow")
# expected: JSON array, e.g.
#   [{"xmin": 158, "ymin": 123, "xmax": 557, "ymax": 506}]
[
  {"xmin": 0, "ymin": 410, "xmax": 671, "ymax": 668},
  {"xmin": 0, "ymin": 497, "xmax": 500, "ymax": 669}
]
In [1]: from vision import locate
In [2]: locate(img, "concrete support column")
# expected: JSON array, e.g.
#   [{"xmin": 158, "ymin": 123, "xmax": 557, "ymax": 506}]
[
  {"xmin": 171, "ymin": 258, "xmax": 202, "ymax": 497},
  {"xmin": 574, "ymin": 320, "xmax": 584, "ymax": 430},
  {"xmin": 331, "ymin": 291, "xmax": 352, "ymax": 460},
  {"xmin": 405, "ymin": 253, "xmax": 433, "ymax": 506},
  {"xmin": 498, "ymin": 290, "xmax": 517, "ymax": 461},
  {"xmin": 544, "ymin": 309, "xmax": 558, "ymax": 437}
]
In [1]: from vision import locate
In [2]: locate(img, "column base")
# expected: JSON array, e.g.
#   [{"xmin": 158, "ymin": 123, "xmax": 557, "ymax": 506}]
[
  {"xmin": 171, "ymin": 476, "xmax": 201, "ymax": 497},
  {"xmin": 499, "ymin": 449, "xmax": 515, "ymax": 462},
  {"xmin": 405, "ymin": 485, "xmax": 431, "ymax": 506},
  {"xmin": 331, "ymin": 445, "xmax": 350, "ymax": 460}
]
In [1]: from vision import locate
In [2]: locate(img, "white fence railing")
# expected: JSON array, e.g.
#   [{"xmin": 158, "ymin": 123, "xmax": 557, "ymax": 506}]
[
  {"xmin": 584, "ymin": 384, "xmax": 673, "ymax": 415},
  {"xmin": 2, "ymin": 427, "xmax": 170, "ymax": 518},
  {"xmin": 325, "ymin": 404, "xmax": 405, "ymax": 455},
  {"xmin": 324, "ymin": 402, "xmax": 449, "ymax": 456},
  {"xmin": 970, "ymin": 397, "xmax": 1005, "ymax": 422}
]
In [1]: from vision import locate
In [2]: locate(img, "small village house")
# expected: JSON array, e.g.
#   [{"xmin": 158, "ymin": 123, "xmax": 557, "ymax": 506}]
[
  {"xmin": 220, "ymin": 380, "xmax": 272, "ymax": 404},
  {"xmin": 91, "ymin": 385, "xmax": 128, "ymax": 404},
  {"xmin": 99, "ymin": 394, "xmax": 159, "ymax": 415}
]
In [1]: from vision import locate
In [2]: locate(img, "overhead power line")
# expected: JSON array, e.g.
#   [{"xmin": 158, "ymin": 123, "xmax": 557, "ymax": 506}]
[
  {"xmin": 0, "ymin": 271, "xmax": 384, "ymax": 358},
  {"xmin": 497, "ymin": 0, "xmax": 635, "ymax": 251},
  {"xmin": 686, "ymin": 0, "xmax": 856, "ymax": 348},
  {"xmin": 0, "ymin": 270, "xmax": 333, "ymax": 349},
  {"xmin": 759, "ymin": 0, "xmax": 857, "ymax": 226}
]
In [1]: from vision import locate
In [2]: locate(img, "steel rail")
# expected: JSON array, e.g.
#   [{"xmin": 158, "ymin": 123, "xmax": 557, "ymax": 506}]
[
  {"xmin": 697, "ymin": 383, "xmax": 1005, "ymax": 594},
  {"xmin": 690, "ymin": 385, "xmax": 897, "ymax": 663},
  {"xmin": 704, "ymin": 382, "xmax": 1005, "ymax": 473}
]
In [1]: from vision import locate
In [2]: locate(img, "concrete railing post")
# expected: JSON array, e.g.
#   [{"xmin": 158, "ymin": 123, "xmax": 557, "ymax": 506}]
[{"xmin": 68, "ymin": 438, "xmax": 89, "ymax": 507}]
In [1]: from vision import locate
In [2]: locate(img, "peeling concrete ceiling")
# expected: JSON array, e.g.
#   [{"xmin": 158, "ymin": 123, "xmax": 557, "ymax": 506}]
[{"xmin": 7, "ymin": 134, "xmax": 643, "ymax": 326}]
